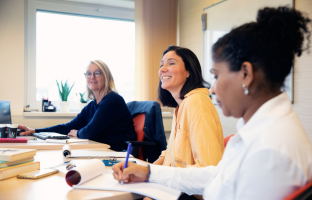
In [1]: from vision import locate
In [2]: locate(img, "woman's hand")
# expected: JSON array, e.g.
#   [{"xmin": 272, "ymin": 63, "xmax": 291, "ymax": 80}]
[
  {"xmin": 112, "ymin": 161, "xmax": 149, "ymax": 183},
  {"xmin": 18, "ymin": 125, "xmax": 35, "ymax": 136},
  {"xmin": 68, "ymin": 129, "xmax": 78, "ymax": 137}
]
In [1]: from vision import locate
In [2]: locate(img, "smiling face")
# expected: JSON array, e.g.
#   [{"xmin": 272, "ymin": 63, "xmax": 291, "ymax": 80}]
[
  {"xmin": 210, "ymin": 61, "xmax": 246, "ymax": 118},
  {"xmin": 86, "ymin": 63, "xmax": 105, "ymax": 92},
  {"xmin": 158, "ymin": 51, "xmax": 190, "ymax": 95}
]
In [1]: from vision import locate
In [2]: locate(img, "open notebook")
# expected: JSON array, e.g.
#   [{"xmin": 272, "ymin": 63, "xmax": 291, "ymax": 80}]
[
  {"xmin": 73, "ymin": 174, "xmax": 181, "ymax": 200},
  {"xmin": 66, "ymin": 159, "xmax": 181, "ymax": 200}
]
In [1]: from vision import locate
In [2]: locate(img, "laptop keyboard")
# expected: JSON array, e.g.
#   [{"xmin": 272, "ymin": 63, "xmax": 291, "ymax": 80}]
[{"xmin": 33, "ymin": 132, "xmax": 70, "ymax": 140}]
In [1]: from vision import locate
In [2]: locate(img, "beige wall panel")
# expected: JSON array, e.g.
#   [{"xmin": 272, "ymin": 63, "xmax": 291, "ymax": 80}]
[
  {"xmin": 293, "ymin": 0, "xmax": 312, "ymax": 140},
  {"xmin": 0, "ymin": 0, "xmax": 25, "ymax": 115},
  {"xmin": 135, "ymin": 0, "xmax": 144, "ymax": 101},
  {"xmin": 178, "ymin": 0, "xmax": 215, "ymax": 67},
  {"xmin": 136, "ymin": 0, "xmax": 178, "ymax": 101},
  {"xmin": 178, "ymin": 0, "xmax": 312, "ymax": 139},
  {"xmin": 12, "ymin": 115, "xmax": 74, "ymax": 129}
]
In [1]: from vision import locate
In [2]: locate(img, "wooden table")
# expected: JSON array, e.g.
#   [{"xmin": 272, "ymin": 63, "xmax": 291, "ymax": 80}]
[
  {"xmin": 0, "ymin": 136, "xmax": 110, "ymax": 150},
  {"xmin": 0, "ymin": 149, "xmax": 145, "ymax": 200}
]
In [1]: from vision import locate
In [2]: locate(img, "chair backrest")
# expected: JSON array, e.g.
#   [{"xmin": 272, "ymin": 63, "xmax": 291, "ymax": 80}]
[
  {"xmin": 126, "ymin": 101, "xmax": 167, "ymax": 163},
  {"xmin": 224, "ymin": 134, "xmax": 235, "ymax": 148},
  {"xmin": 284, "ymin": 182, "xmax": 312, "ymax": 200},
  {"xmin": 133, "ymin": 113, "xmax": 145, "ymax": 142},
  {"xmin": 132, "ymin": 113, "xmax": 145, "ymax": 160}
]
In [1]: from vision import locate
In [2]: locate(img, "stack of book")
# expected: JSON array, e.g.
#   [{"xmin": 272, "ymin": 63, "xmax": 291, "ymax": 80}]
[{"xmin": 0, "ymin": 148, "xmax": 39, "ymax": 180}]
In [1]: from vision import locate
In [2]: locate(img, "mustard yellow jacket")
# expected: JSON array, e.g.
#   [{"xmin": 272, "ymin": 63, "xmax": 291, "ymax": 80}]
[{"xmin": 161, "ymin": 88, "xmax": 224, "ymax": 167}]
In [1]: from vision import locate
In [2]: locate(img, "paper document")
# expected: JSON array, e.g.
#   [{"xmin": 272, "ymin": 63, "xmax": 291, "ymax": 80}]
[
  {"xmin": 67, "ymin": 150, "xmax": 133, "ymax": 158},
  {"xmin": 74, "ymin": 174, "xmax": 181, "ymax": 200},
  {"xmin": 65, "ymin": 159, "xmax": 181, "ymax": 200},
  {"xmin": 46, "ymin": 139, "xmax": 89, "ymax": 144}
]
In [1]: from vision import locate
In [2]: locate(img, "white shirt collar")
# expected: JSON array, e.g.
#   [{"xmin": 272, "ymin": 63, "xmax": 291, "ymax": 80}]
[{"xmin": 237, "ymin": 92, "xmax": 292, "ymax": 145}]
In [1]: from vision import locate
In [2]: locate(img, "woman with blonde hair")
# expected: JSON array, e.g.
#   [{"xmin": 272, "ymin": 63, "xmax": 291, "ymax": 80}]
[{"xmin": 19, "ymin": 60, "xmax": 137, "ymax": 151}]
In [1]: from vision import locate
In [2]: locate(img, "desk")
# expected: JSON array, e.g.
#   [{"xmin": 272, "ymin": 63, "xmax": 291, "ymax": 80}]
[
  {"xmin": 0, "ymin": 149, "xmax": 145, "ymax": 200},
  {"xmin": 0, "ymin": 136, "xmax": 110, "ymax": 150}
]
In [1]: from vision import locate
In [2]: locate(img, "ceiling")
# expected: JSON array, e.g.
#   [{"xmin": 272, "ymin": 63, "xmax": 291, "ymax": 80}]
[{"xmin": 61, "ymin": 0, "xmax": 135, "ymax": 9}]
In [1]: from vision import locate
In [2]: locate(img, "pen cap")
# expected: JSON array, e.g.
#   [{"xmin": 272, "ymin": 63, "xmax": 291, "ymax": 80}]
[
  {"xmin": 65, "ymin": 159, "xmax": 105, "ymax": 187},
  {"xmin": 62, "ymin": 144, "xmax": 71, "ymax": 158}
]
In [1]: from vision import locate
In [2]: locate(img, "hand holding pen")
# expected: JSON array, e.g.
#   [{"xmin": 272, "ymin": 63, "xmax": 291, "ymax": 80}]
[
  {"xmin": 121, "ymin": 143, "xmax": 132, "ymax": 184},
  {"xmin": 112, "ymin": 160, "xmax": 150, "ymax": 183}
]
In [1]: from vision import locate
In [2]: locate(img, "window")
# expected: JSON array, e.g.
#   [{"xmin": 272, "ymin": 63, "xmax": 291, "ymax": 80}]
[{"xmin": 26, "ymin": 0, "xmax": 135, "ymax": 111}]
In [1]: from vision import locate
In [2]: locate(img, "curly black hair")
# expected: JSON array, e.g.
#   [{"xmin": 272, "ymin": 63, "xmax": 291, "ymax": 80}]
[
  {"xmin": 212, "ymin": 6, "xmax": 311, "ymax": 92},
  {"xmin": 158, "ymin": 46, "xmax": 209, "ymax": 107}
]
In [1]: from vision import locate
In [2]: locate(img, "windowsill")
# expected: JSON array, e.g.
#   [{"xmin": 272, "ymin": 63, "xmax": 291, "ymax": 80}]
[
  {"xmin": 23, "ymin": 111, "xmax": 174, "ymax": 118},
  {"xmin": 162, "ymin": 112, "xmax": 174, "ymax": 118},
  {"xmin": 23, "ymin": 112, "xmax": 79, "ymax": 117}
]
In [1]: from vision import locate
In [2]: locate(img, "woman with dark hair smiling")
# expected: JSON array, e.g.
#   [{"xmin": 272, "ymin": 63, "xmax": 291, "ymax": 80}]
[
  {"xmin": 153, "ymin": 45, "xmax": 224, "ymax": 168},
  {"xmin": 112, "ymin": 7, "xmax": 312, "ymax": 200}
]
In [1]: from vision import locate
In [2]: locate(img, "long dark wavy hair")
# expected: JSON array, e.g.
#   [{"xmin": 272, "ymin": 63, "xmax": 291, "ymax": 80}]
[{"xmin": 158, "ymin": 45, "xmax": 209, "ymax": 108}]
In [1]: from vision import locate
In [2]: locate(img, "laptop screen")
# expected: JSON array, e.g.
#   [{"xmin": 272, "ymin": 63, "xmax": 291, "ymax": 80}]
[{"xmin": 0, "ymin": 101, "xmax": 12, "ymax": 124}]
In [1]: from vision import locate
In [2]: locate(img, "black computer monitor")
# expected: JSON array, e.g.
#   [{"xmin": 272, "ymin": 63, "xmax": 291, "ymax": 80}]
[{"xmin": 0, "ymin": 101, "xmax": 12, "ymax": 124}]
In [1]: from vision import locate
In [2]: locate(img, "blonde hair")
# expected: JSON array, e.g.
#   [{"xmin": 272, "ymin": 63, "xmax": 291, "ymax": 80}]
[{"xmin": 86, "ymin": 60, "xmax": 117, "ymax": 100}]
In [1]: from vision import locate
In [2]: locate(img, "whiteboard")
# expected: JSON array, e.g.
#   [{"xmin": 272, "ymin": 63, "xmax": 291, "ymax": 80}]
[{"xmin": 203, "ymin": 0, "xmax": 293, "ymax": 103}]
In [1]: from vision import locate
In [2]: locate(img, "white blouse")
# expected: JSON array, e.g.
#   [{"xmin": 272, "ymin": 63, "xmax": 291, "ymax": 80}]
[{"xmin": 150, "ymin": 92, "xmax": 312, "ymax": 200}]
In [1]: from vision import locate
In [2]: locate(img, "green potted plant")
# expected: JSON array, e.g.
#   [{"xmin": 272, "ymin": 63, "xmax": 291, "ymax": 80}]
[
  {"xmin": 56, "ymin": 80, "xmax": 75, "ymax": 112},
  {"xmin": 76, "ymin": 92, "xmax": 89, "ymax": 110}
]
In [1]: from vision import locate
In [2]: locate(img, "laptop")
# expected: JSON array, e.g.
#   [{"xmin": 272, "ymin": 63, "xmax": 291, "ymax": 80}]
[
  {"xmin": 0, "ymin": 101, "xmax": 23, "ymax": 136},
  {"xmin": 0, "ymin": 101, "xmax": 69, "ymax": 139},
  {"xmin": 0, "ymin": 101, "xmax": 11, "ymax": 124},
  {"xmin": 33, "ymin": 132, "xmax": 70, "ymax": 140}
]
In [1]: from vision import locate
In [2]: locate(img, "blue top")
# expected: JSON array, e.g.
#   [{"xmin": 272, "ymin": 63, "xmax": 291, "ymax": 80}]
[{"xmin": 36, "ymin": 92, "xmax": 137, "ymax": 151}]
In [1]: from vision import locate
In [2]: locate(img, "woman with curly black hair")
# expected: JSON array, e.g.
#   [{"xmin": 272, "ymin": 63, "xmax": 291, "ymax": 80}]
[{"xmin": 112, "ymin": 7, "xmax": 312, "ymax": 199}]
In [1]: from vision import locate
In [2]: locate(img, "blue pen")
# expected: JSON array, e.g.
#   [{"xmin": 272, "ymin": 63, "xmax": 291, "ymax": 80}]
[{"xmin": 121, "ymin": 143, "xmax": 132, "ymax": 184}]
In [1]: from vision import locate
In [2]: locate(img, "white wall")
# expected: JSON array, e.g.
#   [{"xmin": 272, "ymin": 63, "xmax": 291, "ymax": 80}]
[
  {"xmin": 0, "ymin": 0, "xmax": 86, "ymax": 128},
  {"xmin": 178, "ymin": 0, "xmax": 312, "ymax": 139},
  {"xmin": 2, "ymin": 0, "xmax": 309, "ymax": 135},
  {"xmin": 0, "ymin": 0, "xmax": 174, "ymax": 131}
]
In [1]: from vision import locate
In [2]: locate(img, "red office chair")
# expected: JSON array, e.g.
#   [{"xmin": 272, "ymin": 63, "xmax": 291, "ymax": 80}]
[
  {"xmin": 126, "ymin": 101, "xmax": 167, "ymax": 163},
  {"xmin": 126, "ymin": 113, "xmax": 156, "ymax": 161},
  {"xmin": 132, "ymin": 113, "xmax": 145, "ymax": 160},
  {"xmin": 224, "ymin": 134, "xmax": 235, "ymax": 148},
  {"xmin": 284, "ymin": 182, "xmax": 312, "ymax": 200}
]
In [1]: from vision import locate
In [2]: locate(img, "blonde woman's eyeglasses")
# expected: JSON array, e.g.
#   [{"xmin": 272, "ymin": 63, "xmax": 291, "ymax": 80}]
[{"xmin": 84, "ymin": 71, "xmax": 102, "ymax": 78}]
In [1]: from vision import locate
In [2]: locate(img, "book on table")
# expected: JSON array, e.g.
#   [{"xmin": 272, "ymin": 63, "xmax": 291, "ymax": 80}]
[
  {"xmin": 0, "ymin": 157, "xmax": 34, "ymax": 168},
  {"xmin": 0, "ymin": 148, "xmax": 36, "ymax": 161},
  {"xmin": 0, "ymin": 161, "xmax": 40, "ymax": 180},
  {"xmin": 0, "ymin": 138, "xmax": 28, "ymax": 143}
]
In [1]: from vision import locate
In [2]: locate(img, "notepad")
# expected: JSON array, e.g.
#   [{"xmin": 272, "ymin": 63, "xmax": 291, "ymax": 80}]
[
  {"xmin": 65, "ymin": 159, "xmax": 180, "ymax": 200},
  {"xmin": 73, "ymin": 174, "xmax": 181, "ymax": 200},
  {"xmin": 46, "ymin": 139, "xmax": 89, "ymax": 144}
]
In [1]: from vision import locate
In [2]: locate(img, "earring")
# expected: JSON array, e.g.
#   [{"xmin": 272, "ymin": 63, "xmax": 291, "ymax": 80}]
[{"xmin": 242, "ymin": 84, "xmax": 249, "ymax": 95}]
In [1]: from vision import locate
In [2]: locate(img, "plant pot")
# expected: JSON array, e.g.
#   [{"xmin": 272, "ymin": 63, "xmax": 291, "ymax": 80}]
[
  {"xmin": 80, "ymin": 103, "xmax": 88, "ymax": 111},
  {"xmin": 60, "ymin": 101, "xmax": 70, "ymax": 113}
]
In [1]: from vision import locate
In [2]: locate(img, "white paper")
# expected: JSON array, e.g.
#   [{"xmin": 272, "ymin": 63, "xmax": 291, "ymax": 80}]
[
  {"xmin": 67, "ymin": 150, "xmax": 133, "ymax": 158},
  {"xmin": 73, "ymin": 174, "xmax": 181, "ymax": 200},
  {"xmin": 46, "ymin": 139, "xmax": 89, "ymax": 144},
  {"xmin": 67, "ymin": 159, "xmax": 105, "ymax": 185}
]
